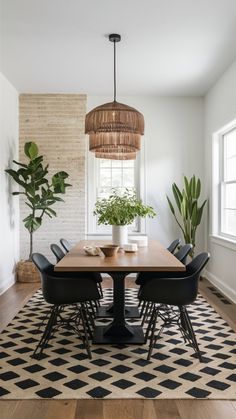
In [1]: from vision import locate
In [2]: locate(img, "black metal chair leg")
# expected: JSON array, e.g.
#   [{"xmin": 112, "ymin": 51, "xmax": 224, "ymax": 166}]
[
  {"xmin": 142, "ymin": 301, "xmax": 152, "ymax": 326},
  {"xmin": 83, "ymin": 303, "xmax": 94, "ymax": 339},
  {"xmin": 80, "ymin": 304, "xmax": 92, "ymax": 359},
  {"xmin": 98, "ymin": 283, "xmax": 103, "ymax": 299},
  {"xmin": 32, "ymin": 305, "xmax": 59, "ymax": 359},
  {"xmin": 87, "ymin": 304, "xmax": 95, "ymax": 329},
  {"xmin": 147, "ymin": 314, "xmax": 164, "ymax": 361},
  {"xmin": 140, "ymin": 300, "xmax": 147, "ymax": 318},
  {"xmin": 145, "ymin": 305, "xmax": 157, "ymax": 341},
  {"xmin": 181, "ymin": 307, "xmax": 203, "ymax": 362}
]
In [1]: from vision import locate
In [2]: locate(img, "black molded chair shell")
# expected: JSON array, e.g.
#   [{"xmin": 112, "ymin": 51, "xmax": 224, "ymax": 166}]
[
  {"xmin": 32, "ymin": 253, "xmax": 100, "ymax": 305},
  {"xmin": 136, "ymin": 244, "xmax": 195, "ymax": 286},
  {"xmin": 60, "ymin": 238, "xmax": 72, "ymax": 253},
  {"xmin": 50, "ymin": 243, "xmax": 66, "ymax": 263},
  {"xmin": 167, "ymin": 239, "xmax": 181, "ymax": 253},
  {"xmin": 51, "ymin": 244, "xmax": 102, "ymax": 284},
  {"xmin": 139, "ymin": 252, "xmax": 210, "ymax": 306},
  {"xmin": 174, "ymin": 243, "xmax": 193, "ymax": 264}
]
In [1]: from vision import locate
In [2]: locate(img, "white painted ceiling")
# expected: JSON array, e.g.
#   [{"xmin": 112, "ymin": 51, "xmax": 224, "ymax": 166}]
[{"xmin": 1, "ymin": 0, "xmax": 236, "ymax": 95}]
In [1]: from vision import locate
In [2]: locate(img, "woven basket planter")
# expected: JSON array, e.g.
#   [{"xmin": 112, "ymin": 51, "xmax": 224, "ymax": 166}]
[{"xmin": 16, "ymin": 260, "xmax": 41, "ymax": 283}]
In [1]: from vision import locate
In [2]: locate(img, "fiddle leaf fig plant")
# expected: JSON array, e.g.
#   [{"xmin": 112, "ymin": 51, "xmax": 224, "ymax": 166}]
[
  {"xmin": 94, "ymin": 188, "xmax": 156, "ymax": 225},
  {"xmin": 5, "ymin": 141, "xmax": 71, "ymax": 260},
  {"xmin": 167, "ymin": 175, "xmax": 207, "ymax": 256}
]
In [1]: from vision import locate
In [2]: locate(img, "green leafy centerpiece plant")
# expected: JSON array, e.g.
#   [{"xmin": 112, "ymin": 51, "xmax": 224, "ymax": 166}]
[
  {"xmin": 166, "ymin": 175, "xmax": 207, "ymax": 257},
  {"xmin": 94, "ymin": 189, "xmax": 156, "ymax": 246},
  {"xmin": 5, "ymin": 141, "xmax": 71, "ymax": 282}
]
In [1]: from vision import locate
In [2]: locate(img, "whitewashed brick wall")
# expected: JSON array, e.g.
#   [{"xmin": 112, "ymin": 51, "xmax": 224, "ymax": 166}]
[{"xmin": 19, "ymin": 94, "xmax": 86, "ymax": 262}]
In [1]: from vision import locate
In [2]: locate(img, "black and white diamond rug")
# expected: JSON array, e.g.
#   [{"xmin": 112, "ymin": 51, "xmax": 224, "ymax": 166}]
[{"xmin": 0, "ymin": 288, "xmax": 235, "ymax": 399}]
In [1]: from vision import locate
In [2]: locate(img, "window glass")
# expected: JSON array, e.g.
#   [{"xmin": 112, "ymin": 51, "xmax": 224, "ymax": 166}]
[
  {"xmin": 224, "ymin": 130, "xmax": 236, "ymax": 182},
  {"xmin": 219, "ymin": 127, "xmax": 236, "ymax": 239},
  {"xmin": 95, "ymin": 158, "xmax": 138, "ymax": 232}
]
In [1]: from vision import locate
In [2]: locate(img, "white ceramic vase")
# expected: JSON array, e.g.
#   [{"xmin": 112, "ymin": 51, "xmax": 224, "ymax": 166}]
[{"xmin": 112, "ymin": 225, "xmax": 128, "ymax": 247}]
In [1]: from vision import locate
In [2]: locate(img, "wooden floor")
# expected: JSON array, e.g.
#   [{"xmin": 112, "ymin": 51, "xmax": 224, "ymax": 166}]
[{"xmin": 0, "ymin": 277, "xmax": 235, "ymax": 419}]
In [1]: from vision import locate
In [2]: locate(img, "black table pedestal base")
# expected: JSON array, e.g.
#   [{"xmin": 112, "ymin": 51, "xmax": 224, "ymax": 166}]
[
  {"xmin": 93, "ymin": 272, "xmax": 145, "ymax": 344},
  {"xmin": 96, "ymin": 305, "xmax": 140, "ymax": 318},
  {"xmin": 93, "ymin": 325, "xmax": 145, "ymax": 345}
]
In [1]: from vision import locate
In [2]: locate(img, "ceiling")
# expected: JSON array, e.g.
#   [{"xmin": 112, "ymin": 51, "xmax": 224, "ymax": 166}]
[{"xmin": 1, "ymin": 0, "xmax": 236, "ymax": 96}]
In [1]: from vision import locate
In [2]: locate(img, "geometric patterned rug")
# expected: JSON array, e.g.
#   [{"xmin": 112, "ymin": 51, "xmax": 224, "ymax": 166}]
[{"xmin": 0, "ymin": 288, "xmax": 235, "ymax": 400}]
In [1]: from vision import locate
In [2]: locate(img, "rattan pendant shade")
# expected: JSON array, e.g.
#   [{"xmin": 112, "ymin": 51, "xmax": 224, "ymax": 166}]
[{"xmin": 85, "ymin": 34, "xmax": 144, "ymax": 160}]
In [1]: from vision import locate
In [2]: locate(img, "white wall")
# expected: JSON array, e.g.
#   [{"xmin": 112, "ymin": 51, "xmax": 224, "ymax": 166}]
[
  {"xmin": 0, "ymin": 72, "xmax": 19, "ymax": 295},
  {"xmin": 87, "ymin": 96, "xmax": 205, "ymax": 251},
  {"xmin": 204, "ymin": 59, "xmax": 236, "ymax": 303}
]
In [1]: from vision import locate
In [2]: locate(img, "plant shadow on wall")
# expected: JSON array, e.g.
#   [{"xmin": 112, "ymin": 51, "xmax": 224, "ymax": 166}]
[
  {"xmin": 5, "ymin": 142, "xmax": 71, "ymax": 282},
  {"xmin": 6, "ymin": 138, "xmax": 17, "ymax": 230},
  {"xmin": 167, "ymin": 175, "xmax": 207, "ymax": 257},
  {"xmin": 93, "ymin": 188, "xmax": 156, "ymax": 246}
]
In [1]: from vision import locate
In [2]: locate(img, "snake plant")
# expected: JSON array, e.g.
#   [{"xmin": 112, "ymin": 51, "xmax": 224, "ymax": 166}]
[{"xmin": 167, "ymin": 175, "xmax": 207, "ymax": 256}]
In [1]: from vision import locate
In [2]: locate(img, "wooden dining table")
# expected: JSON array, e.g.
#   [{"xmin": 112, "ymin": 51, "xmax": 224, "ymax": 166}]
[{"xmin": 54, "ymin": 239, "xmax": 185, "ymax": 345}]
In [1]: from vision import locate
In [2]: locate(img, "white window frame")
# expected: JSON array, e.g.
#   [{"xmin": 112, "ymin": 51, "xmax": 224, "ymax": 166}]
[
  {"xmin": 86, "ymin": 139, "xmax": 146, "ymax": 237},
  {"xmin": 212, "ymin": 119, "xmax": 236, "ymax": 247}
]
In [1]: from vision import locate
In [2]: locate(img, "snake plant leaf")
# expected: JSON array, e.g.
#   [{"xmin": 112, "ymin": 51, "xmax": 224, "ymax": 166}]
[
  {"xmin": 24, "ymin": 142, "xmax": 38, "ymax": 160},
  {"xmin": 167, "ymin": 175, "xmax": 207, "ymax": 257},
  {"xmin": 196, "ymin": 178, "xmax": 201, "ymax": 199},
  {"xmin": 191, "ymin": 201, "xmax": 198, "ymax": 227},
  {"xmin": 172, "ymin": 183, "xmax": 182, "ymax": 212},
  {"xmin": 190, "ymin": 175, "xmax": 196, "ymax": 198},
  {"xmin": 180, "ymin": 192, "xmax": 187, "ymax": 218},
  {"xmin": 184, "ymin": 176, "xmax": 190, "ymax": 197},
  {"xmin": 196, "ymin": 199, "xmax": 207, "ymax": 225},
  {"xmin": 166, "ymin": 195, "xmax": 175, "ymax": 215}
]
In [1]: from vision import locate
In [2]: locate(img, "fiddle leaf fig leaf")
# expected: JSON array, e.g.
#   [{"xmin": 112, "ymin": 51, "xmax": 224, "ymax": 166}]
[
  {"xmin": 5, "ymin": 141, "xmax": 71, "ymax": 260},
  {"xmin": 24, "ymin": 142, "xmax": 38, "ymax": 160}
]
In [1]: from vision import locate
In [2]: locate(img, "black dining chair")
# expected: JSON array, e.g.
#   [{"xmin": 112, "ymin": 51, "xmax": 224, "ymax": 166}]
[
  {"xmin": 32, "ymin": 253, "xmax": 101, "ymax": 359},
  {"xmin": 60, "ymin": 238, "xmax": 72, "ymax": 253},
  {"xmin": 50, "ymin": 243, "xmax": 104, "ymax": 299},
  {"xmin": 167, "ymin": 239, "xmax": 181, "ymax": 253},
  {"xmin": 139, "ymin": 252, "xmax": 210, "ymax": 361},
  {"xmin": 50, "ymin": 243, "xmax": 66, "ymax": 263},
  {"xmin": 136, "ymin": 243, "xmax": 193, "ymax": 287},
  {"xmin": 174, "ymin": 243, "xmax": 193, "ymax": 264}
]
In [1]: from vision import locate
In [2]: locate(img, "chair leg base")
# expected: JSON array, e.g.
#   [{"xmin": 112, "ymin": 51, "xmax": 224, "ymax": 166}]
[
  {"xmin": 144, "ymin": 304, "xmax": 203, "ymax": 362},
  {"xmin": 32, "ymin": 303, "xmax": 94, "ymax": 360}
]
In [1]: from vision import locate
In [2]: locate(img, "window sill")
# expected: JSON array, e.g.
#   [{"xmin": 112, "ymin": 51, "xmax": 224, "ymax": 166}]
[{"xmin": 210, "ymin": 235, "xmax": 236, "ymax": 251}]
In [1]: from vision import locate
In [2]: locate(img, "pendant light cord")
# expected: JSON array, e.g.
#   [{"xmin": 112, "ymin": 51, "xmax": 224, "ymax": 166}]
[{"xmin": 113, "ymin": 40, "xmax": 116, "ymax": 102}]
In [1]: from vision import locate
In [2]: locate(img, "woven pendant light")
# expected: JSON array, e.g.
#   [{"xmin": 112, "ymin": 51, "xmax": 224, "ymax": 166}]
[
  {"xmin": 95, "ymin": 144, "xmax": 137, "ymax": 161},
  {"xmin": 85, "ymin": 34, "xmax": 144, "ymax": 159}
]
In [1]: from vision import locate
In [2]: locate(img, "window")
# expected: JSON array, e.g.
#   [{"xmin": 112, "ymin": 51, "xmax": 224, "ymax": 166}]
[
  {"xmin": 87, "ymin": 145, "xmax": 146, "ymax": 235},
  {"xmin": 220, "ymin": 128, "xmax": 236, "ymax": 238},
  {"xmin": 212, "ymin": 121, "xmax": 236, "ymax": 242},
  {"xmin": 97, "ymin": 158, "xmax": 137, "ymax": 199}
]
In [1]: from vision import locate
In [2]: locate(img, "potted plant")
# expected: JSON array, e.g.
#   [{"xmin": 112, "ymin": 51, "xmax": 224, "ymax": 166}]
[
  {"xmin": 5, "ymin": 141, "xmax": 71, "ymax": 282},
  {"xmin": 94, "ymin": 189, "xmax": 156, "ymax": 246},
  {"xmin": 166, "ymin": 175, "xmax": 207, "ymax": 257}
]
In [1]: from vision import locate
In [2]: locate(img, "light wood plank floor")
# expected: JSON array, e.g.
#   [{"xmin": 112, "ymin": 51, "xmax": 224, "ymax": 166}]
[{"xmin": 0, "ymin": 277, "xmax": 235, "ymax": 419}]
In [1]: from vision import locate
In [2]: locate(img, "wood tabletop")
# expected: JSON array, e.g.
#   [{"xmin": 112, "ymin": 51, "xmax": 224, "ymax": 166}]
[{"xmin": 54, "ymin": 240, "xmax": 186, "ymax": 273}]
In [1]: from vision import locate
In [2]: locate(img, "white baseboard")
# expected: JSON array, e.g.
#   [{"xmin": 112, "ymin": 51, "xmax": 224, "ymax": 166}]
[
  {"xmin": 204, "ymin": 270, "xmax": 236, "ymax": 304},
  {"xmin": 0, "ymin": 278, "xmax": 16, "ymax": 296}
]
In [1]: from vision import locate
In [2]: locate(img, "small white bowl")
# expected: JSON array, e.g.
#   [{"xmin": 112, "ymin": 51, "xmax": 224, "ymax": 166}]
[{"xmin": 123, "ymin": 243, "xmax": 138, "ymax": 252}]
